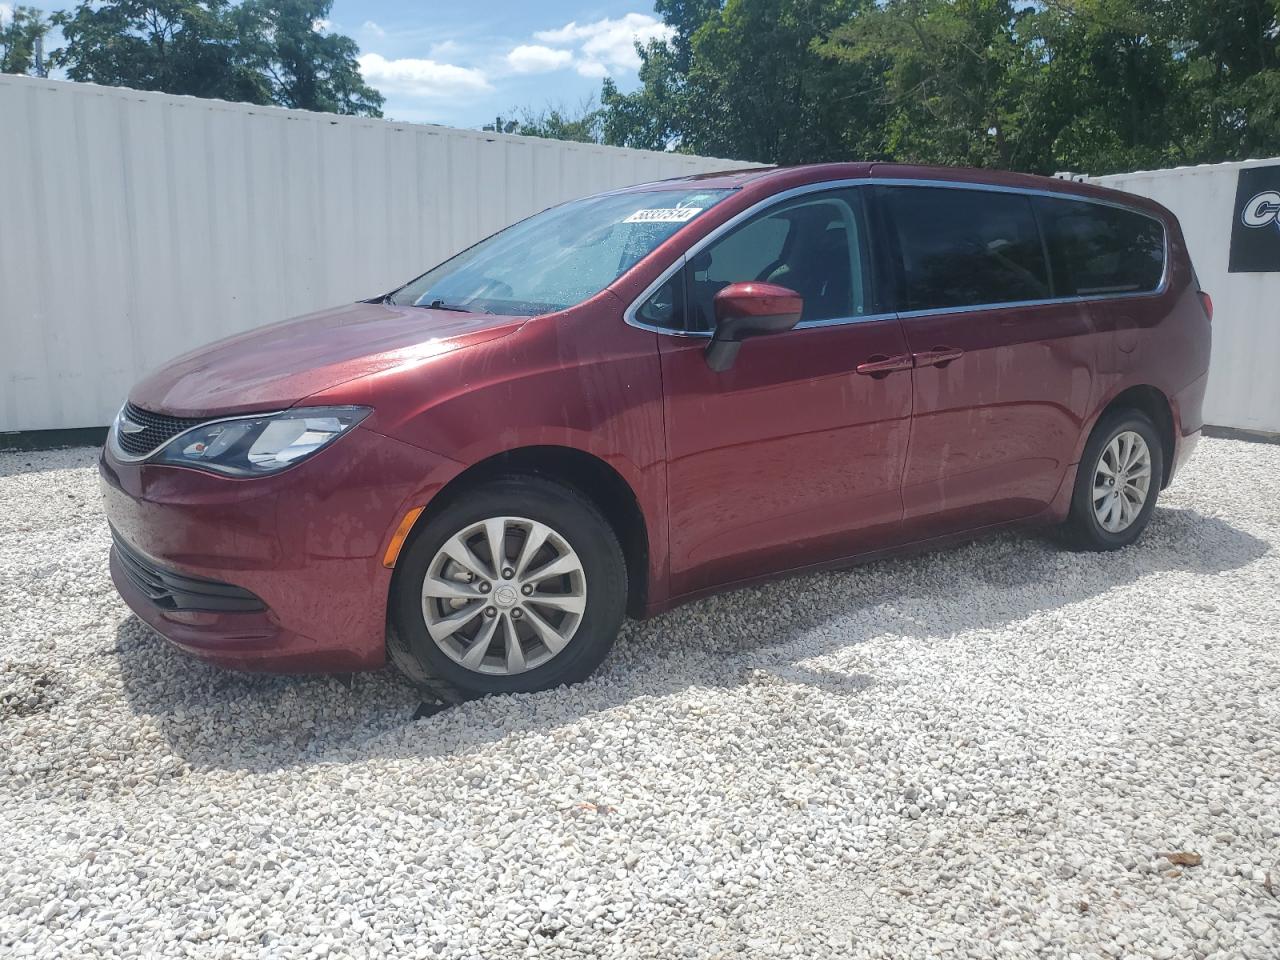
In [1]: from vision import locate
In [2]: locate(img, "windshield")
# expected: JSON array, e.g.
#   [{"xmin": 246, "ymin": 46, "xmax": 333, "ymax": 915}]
[{"xmin": 388, "ymin": 188, "xmax": 733, "ymax": 316}]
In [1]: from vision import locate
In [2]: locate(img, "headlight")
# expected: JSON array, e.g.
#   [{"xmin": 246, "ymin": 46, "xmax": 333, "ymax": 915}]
[{"xmin": 152, "ymin": 406, "xmax": 371, "ymax": 477}]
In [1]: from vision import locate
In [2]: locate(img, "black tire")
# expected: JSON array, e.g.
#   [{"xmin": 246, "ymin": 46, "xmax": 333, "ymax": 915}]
[
  {"xmin": 389, "ymin": 475, "xmax": 627, "ymax": 696},
  {"xmin": 1061, "ymin": 408, "xmax": 1164, "ymax": 551}
]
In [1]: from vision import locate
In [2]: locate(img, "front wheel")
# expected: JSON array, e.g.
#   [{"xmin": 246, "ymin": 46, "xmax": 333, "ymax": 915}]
[
  {"xmin": 389, "ymin": 476, "xmax": 627, "ymax": 696},
  {"xmin": 1061, "ymin": 409, "xmax": 1164, "ymax": 551}
]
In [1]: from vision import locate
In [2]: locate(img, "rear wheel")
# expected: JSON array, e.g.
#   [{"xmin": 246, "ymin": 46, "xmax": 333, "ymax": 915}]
[
  {"xmin": 1062, "ymin": 409, "xmax": 1164, "ymax": 551},
  {"xmin": 389, "ymin": 476, "xmax": 626, "ymax": 695}
]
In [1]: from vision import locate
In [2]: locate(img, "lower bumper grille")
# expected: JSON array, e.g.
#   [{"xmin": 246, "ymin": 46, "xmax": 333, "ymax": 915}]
[{"xmin": 111, "ymin": 530, "xmax": 266, "ymax": 613}]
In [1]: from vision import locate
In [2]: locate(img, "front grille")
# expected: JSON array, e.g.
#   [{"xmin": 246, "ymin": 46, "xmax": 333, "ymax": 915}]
[
  {"xmin": 111, "ymin": 530, "xmax": 266, "ymax": 612},
  {"xmin": 115, "ymin": 403, "xmax": 208, "ymax": 458}
]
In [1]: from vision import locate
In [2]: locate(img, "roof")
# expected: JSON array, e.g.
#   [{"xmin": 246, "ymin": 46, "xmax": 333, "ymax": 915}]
[{"xmin": 617, "ymin": 161, "xmax": 1172, "ymax": 218}]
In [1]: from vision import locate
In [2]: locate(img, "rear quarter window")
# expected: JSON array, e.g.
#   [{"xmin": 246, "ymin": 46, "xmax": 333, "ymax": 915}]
[{"xmin": 1034, "ymin": 197, "xmax": 1165, "ymax": 296}]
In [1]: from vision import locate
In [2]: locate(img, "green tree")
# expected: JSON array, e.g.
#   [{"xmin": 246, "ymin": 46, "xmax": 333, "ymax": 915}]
[
  {"xmin": 52, "ymin": 1, "xmax": 264, "ymax": 102},
  {"xmin": 602, "ymin": 0, "xmax": 887, "ymax": 163},
  {"xmin": 1152, "ymin": 0, "xmax": 1280, "ymax": 163},
  {"xmin": 1010, "ymin": 0, "xmax": 1279, "ymax": 174},
  {"xmin": 231, "ymin": 0, "xmax": 382, "ymax": 116},
  {"xmin": 1017, "ymin": 0, "xmax": 1197, "ymax": 173},
  {"xmin": 1, "ymin": 5, "xmax": 49, "ymax": 76},
  {"xmin": 652, "ymin": 0, "xmax": 722, "ymax": 71},
  {"xmin": 824, "ymin": 0, "xmax": 1280, "ymax": 173},
  {"xmin": 817, "ymin": 0, "xmax": 1041, "ymax": 169},
  {"xmin": 483, "ymin": 99, "xmax": 604, "ymax": 143},
  {"xmin": 599, "ymin": 0, "xmax": 1280, "ymax": 174},
  {"xmin": 51, "ymin": 0, "xmax": 382, "ymax": 116},
  {"xmin": 600, "ymin": 39, "xmax": 690, "ymax": 151}
]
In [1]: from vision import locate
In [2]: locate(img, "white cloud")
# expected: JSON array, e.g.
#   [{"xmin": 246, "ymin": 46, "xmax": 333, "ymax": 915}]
[
  {"xmin": 0, "ymin": 4, "xmax": 13, "ymax": 23},
  {"xmin": 362, "ymin": 21, "xmax": 386, "ymax": 38},
  {"xmin": 532, "ymin": 12, "xmax": 672, "ymax": 74},
  {"xmin": 312, "ymin": 18, "xmax": 331, "ymax": 33},
  {"xmin": 358, "ymin": 53, "xmax": 492, "ymax": 99},
  {"xmin": 505, "ymin": 44, "xmax": 574, "ymax": 75},
  {"xmin": 430, "ymin": 40, "xmax": 462, "ymax": 58}
]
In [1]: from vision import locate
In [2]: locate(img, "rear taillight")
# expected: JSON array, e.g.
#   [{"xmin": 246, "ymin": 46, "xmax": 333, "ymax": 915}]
[{"xmin": 1198, "ymin": 290, "xmax": 1213, "ymax": 321}]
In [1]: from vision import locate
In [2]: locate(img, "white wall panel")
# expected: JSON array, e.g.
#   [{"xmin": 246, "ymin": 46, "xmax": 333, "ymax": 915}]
[
  {"xmin": 0, "ymin": 76, "xmax": 753, "ymax": 432},
  {"xmin": 9, "ymin": 73, "xmax": 1270, "ymax": 434},
  {"xmin": 1088, "ymin": 160, "xmax": 1280, "ymax": 434}
]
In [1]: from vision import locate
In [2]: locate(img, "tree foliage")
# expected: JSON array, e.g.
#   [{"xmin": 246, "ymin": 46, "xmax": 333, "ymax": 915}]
[
  {"xmin": 52, "ymin": 1, "xmax": 258, "ymax": 101},
  {"xmin": 1, "ymin": 5, "xmax": 50, "ymax": 75},
  {"xmin": 49, "ymin": 0, "xmax": 382, "ymax": 116},
  {"xmin": 603, "ymin": 0, "xmax": 886, "ymax": 163},
  {"xmin": 599, "ymin": 0, "xmax": 1280, "ymax": 175},
  {"xmin": 483, "ymin": 99, "xmax": 605, "ymax": 144},
  {"xmin": 817, "ymin": 0, "xmax": 1039, "ymax": 168},
  {"xmin": 230, "ymin": 0, "xmax": 382, "ymax": 115}
]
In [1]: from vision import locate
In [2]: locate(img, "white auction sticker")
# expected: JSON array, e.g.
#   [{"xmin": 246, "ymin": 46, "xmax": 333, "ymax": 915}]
[{"xmin": 624, "ymin": 207, "xmax": 703, "ymax": 224}]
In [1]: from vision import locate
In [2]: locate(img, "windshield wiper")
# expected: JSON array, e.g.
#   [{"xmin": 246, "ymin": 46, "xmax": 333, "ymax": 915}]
[{"xmin": 416, "ymin": 298, "xmax": 488, "ymax": 314}]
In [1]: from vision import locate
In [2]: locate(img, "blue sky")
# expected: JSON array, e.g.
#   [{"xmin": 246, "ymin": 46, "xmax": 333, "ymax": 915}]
[
  {"xmin": 11, "ymin": 1, "xmax": 670, "ymax": 129},
  {"xmin": 332, "ymin": 1, "xmax": 669, "ymax": 126}
]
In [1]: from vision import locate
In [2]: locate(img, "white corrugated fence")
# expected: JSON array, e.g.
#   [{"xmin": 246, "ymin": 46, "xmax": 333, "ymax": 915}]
[
  {"xmin": 0, "ymin": 75, "xmax": 751, "ymax": 432},
  {"xmin": 2, "ymin": 73, "xmax": 1275, "ymax": 434}
]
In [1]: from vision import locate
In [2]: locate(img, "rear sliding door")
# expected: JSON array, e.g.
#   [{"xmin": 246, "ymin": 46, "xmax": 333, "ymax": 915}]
[{"xmin": 879, "ymin": 184, "xmax": 1097, "ymax": 540}]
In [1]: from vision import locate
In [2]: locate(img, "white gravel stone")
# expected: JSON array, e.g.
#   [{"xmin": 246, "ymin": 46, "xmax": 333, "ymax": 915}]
[{"xmin": 1, "ymin": 438, "xmax": 1279, "ymax": 959}]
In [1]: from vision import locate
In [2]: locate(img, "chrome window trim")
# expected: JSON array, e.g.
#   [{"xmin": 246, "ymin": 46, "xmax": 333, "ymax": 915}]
[
  {"xmin": 107, "ymin": 406, "xmax": 286, "ymax": 464},
  {"xmin": 623, "ymin": 176, "xmax": 1170, "ymax": 337},
  {"xmin": 795, "ymin": 311, "xmax": 898, "ymax": 329},
  {"xmin": 894, "ymin": 291, "xmax": 1159, "ymax": 321}
]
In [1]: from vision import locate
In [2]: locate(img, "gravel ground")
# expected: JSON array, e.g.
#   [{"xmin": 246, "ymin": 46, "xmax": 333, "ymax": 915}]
[{"xmin": 1, "ymin": 438, "xmax": 1278, "ymax": 960}]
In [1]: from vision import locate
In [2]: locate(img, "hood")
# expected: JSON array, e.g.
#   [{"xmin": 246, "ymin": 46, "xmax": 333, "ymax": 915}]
[{"xmin": 129, "ymin": 302, "xmax": 527, "ymax": 417}]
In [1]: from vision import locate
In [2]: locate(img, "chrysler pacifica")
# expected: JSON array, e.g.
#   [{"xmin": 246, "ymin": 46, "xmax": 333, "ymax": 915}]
[{"xmin": 101, "ymin": 164, "xmax": 1211, "ymax": 695}]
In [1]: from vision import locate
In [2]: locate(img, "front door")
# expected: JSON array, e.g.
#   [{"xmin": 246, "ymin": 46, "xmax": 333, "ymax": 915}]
[
  {"xmin": 648, "ymin": 187, "xmax": 914, "ymax": 597},
  {"xmin": 877, "ymin": 184, "xmax": 1096, "ymax": 539}
]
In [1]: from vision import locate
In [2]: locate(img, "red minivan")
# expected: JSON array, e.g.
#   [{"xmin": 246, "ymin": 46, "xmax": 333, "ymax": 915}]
[{"xmin": 101, "ymin": 163, "xmax": 1211, "ymax": 695}]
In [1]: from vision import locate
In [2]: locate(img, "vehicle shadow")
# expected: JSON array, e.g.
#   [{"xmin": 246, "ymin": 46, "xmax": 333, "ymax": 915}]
[{"xmin": 113, "ymin": 505, "xmax": 1269, "ymax": 773}]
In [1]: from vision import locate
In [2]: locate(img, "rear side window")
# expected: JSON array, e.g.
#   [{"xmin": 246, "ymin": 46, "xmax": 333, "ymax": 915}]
[
  {"xmin": 884, "ymin": 187, "xmax": 1051, "ymax": 311},
  {"xmin": 1034, "ymin": 197, "xmax": 1165, "ymax": 296}
]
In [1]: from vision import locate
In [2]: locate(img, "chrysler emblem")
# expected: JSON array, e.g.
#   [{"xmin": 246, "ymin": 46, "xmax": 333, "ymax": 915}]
[{"xmin": 118, "ymin": 416, "xmax": 145, "ymax": 435}]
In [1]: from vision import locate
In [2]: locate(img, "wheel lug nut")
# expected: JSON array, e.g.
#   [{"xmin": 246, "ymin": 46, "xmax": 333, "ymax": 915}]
[
  {"xmin": 501, "ymin": 567, "xmax": 515, "ymax": 579},
  {"xmin": 511, "ymin": 608, "xmax": 523, "ymax": 620},
  {"xmin": 521, "ymin": 584, "xmax": 533, "ymax": 596},
  {"xmin": 478, "ymin": 581, "xmax": 491, "ymax": 593},
  {"xmin": 484, "ymin": 607, "xmax": 496, "ymax": 618}
]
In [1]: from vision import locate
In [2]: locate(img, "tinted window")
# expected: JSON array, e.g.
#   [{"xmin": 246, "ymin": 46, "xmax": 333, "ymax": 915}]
[
  {"xmin": 885, "ymin": 187, "xmax": 1051, "ymax": 310},
  {"xmin": 670, "ymin": 191, "xmax": 871, "ymax": 332},
  {"xmin": 1035, "ymin": 197, "xmax": 1165, "ymax": 296}
]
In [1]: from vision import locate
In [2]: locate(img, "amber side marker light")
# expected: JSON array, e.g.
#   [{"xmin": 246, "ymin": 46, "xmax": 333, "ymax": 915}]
[
  {"xmin": 383, "ymin": 506, "xmax": 425, "ymax": 568},
  {"xmin": 1198, "ymin": 290, "xmax": 1214, "ymax": 322}
]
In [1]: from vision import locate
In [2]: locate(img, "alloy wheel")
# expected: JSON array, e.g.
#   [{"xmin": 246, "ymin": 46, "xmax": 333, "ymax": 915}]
[
  {"xmin": 1092, "ymin": 430, "xmax": 1153, "ymax": 533},
  {"xmin": 420, "ymin": 516, "xmax": 587, "ymax": 675}
]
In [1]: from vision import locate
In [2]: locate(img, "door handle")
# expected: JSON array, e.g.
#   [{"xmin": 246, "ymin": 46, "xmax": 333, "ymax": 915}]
[
  {"xmin": 855, "ymin": 353, "xmax": 914, "ymax": 378},
  {"xmin": 913, "ymin": 346, "xmax": 964, "ymax": 368}
]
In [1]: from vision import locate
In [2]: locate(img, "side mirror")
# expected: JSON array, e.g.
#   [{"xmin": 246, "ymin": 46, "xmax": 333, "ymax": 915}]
[{"xmin": 705, "ymin": 282, "xmax": 804, "ymax": 372}]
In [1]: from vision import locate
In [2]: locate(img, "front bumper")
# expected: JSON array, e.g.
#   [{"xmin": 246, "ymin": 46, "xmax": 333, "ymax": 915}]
[{"xmin": 101, "ymin": 426, "xmax": 463, "ymax": 673}]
